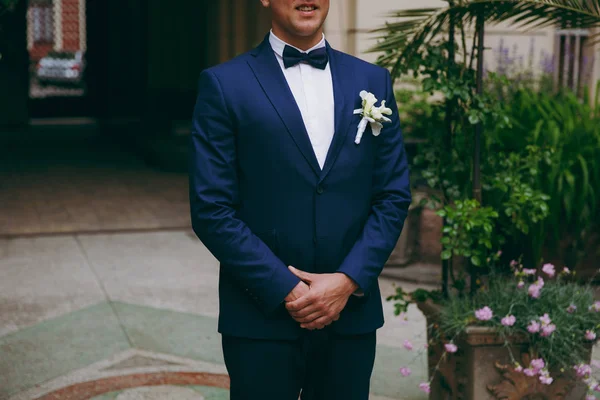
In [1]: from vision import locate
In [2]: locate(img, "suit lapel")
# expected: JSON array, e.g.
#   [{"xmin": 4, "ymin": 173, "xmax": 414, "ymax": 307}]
[
  {"xmin": 247, "ymin": 36, "xmax": 321, "ymax": 176},
  {"xmin": 319, "ymin": 44, "xmax": 356, "ymax": 182}
]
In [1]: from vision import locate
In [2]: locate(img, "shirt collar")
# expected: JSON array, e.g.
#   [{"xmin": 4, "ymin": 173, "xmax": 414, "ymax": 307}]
[{"xmin": 269, "ymin": 29, "xmax": 326, "ymax": 58}]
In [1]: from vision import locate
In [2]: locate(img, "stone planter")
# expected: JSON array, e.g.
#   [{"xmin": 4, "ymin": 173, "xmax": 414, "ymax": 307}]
[{"xmin": 417, "ymin": 300, "xmax": 591, "ymax": 400}]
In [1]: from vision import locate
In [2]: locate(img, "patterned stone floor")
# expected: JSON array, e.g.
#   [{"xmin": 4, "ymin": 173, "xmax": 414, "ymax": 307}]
[{"xmin": 0, "ymin": 230, "xmax": 433, "ymax": 400}]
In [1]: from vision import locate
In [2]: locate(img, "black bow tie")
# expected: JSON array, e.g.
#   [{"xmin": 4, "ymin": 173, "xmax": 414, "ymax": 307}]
[{"xmin": 282, "ymin": 45, "xmax": 328, "ymax": 70}]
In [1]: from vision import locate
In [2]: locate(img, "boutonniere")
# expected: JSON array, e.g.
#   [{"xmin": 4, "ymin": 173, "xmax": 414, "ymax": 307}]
[{"xmin": 353, "ymin": 90, "xmax": 392, "ymax": 144}]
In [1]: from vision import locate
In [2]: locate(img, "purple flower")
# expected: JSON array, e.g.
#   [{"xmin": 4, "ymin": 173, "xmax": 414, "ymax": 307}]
[
  {"xmin": 419, "ymin": 382, "xmax": 431, "ymax": 394},
  {"xmin": 398, "ymin": 312, "xmax": 408, "ymax": 325},
  {"xmin": 517, "ymin": 280, "xmax": 525, "ymax": 289},
  {"xmin": 585, "ymin": 330, "xmax": 597, "ymax": 341},
  {"xmin": 528, "ymin": 320, "xmax": 541, "ymax": 333},
  {"xmin": 400, "ymin": 367, "xmax": 411, "ymax": 377},
  {"xmin": 524, "ymin": 368, "xmax": 536, "ymax": 376},
  {"xmin": 539, "ymin": 374, "xmax": 553, "ymax": 385},
  {"xmin": 542, "ymin": 263, "xmax": 555, "ymax": 277},
  {"xmin": 528, "ymin": 284, "xmax": 541, "ymax": 298},
  {"xmin": 589, "ymin": 302, "xmax": 600, "ymax": 312},
  {"xmin": 531, "ymin": 358, "xmax": 545, "ymax": 372},
  {"xmin": 539, "ymin": 313, "xmax": 551, "ymax": 326},
  {"xmin": 403, "ymin": 340, "xmax": 413, "ymax": 350},
  {"xmin": 567, "ymin": 304, "xmax": 577, "ymax": 313},
  {"xmin": 541, "ymin": 324, "xmax": 556, "ymax": 337},
  {"xmin": 475, "ymin": 306, "xmax": 493, "ymax": 321},
  {"xmin": 515, "ymin": 365, "xmax": 523, "ymax": 372},
  {"xmin": 528, "ymin": 277, "xmax": 544, "ymax": 298},
  {"xmin": 501, "ymin": 315, "xmax": 516, "ymax": 326},
  {"xmin": 575, "ymin": 363, "xmax": 592, "ymax": 377},
  {"xmin": 445, "ymin": 343, "xmax": 458, "ymax": 353},
  {"xmin": 523, "ymin": 268, "xmax": 537, "ymax": 275}
]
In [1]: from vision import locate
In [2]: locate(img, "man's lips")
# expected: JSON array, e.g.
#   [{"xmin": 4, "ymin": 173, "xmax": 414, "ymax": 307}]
[{"xmin": 296, "ymin": 4, "xmax": 318, "ymax": 12}]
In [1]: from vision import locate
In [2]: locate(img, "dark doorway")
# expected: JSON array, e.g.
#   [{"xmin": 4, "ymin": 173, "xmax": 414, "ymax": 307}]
[{"xmin": 0, "ymin": 0, "xmax": 29, "ymax": 126}]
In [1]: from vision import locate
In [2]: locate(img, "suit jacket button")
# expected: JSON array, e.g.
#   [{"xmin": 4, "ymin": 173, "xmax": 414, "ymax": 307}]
[{"xmin": 316, "ymin": 186, "xmax": 324, "ymax": 194}]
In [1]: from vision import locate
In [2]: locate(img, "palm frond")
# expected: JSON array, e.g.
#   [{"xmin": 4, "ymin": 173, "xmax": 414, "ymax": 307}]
[{"xmin": 370, "ymin": 0, "xmax": 600, "ymax": 75}]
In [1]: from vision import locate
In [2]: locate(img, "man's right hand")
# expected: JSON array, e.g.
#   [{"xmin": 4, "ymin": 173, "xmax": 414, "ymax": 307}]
[{"xmin": 285, "ymin": 280, "xmax": 310, "ymax": 302}]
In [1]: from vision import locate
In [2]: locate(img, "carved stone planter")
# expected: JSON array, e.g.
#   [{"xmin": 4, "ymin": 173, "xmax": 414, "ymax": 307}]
[{"xmin": 417, "ymin": 300, "xmax": 591, "ymax": 400}]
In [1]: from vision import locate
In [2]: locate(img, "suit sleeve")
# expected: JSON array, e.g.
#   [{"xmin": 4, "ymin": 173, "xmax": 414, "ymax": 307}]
[
  {"xmin": 337, "ymin": 69, "xmax": 412, "ymax": 295},
  {"xmin": 189, "ymin": 69, "xmax": 301, "ymax": 315}
]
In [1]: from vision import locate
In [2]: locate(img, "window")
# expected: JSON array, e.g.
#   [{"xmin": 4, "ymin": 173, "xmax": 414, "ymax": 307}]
[{"xmin": 31, "ymin": 2, "xmax": 53, "ymax": 44}]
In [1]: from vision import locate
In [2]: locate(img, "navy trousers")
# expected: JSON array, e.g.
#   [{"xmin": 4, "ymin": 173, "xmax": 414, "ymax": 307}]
[{"xmin": 222, "ymin": 329, "xmax": 377, "ymax": 400}]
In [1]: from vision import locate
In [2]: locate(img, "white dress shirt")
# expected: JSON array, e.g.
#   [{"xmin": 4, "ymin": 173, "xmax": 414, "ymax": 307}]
[{"xmin": 269, "ymin": 31, "xmax": 335, "ymax": 170}]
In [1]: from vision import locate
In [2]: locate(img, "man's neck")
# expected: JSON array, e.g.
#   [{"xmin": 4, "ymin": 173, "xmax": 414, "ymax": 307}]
[{"xmin": 271, "ymin": 26, "xmax": 323, "ymax": 51}]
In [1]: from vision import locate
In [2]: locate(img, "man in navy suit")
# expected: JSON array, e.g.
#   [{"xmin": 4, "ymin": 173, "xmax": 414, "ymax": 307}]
[{"xmin": 189, "ymin": 0, "xmax": 411, "ymax": 398}]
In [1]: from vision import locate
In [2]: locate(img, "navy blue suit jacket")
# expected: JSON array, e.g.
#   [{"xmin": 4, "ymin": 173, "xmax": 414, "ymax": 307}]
[{"xmin": 189, "ymin": 35, "xmax": 411, "ymax": 340}]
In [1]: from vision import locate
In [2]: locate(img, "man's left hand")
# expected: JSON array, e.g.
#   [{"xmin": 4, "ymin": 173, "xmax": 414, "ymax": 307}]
[{"xmin": 285, "ymin": 266, "xmax": 358, "ymax": 330}]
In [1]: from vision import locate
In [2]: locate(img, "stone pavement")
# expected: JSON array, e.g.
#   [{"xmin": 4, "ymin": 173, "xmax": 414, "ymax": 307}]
[{"xmin": 0, "ymin": 230, "xmax": 433, "ymax": 400}]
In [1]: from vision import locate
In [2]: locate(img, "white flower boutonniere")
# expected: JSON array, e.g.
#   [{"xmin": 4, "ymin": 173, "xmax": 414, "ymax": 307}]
[{"xmin": 353, "ymin": 90, "xmax": 393, "ymax": 144}]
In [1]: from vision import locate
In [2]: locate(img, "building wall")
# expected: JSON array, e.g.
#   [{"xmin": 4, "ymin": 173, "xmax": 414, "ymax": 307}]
[{"xmin": 326, "ymin": 0, "xmax": 599, "ymax": 97}]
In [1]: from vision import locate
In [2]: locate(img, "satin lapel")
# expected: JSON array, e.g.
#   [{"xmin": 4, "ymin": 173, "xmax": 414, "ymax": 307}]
[
  {"xmin": 319, "ymin": 44, "xmax": 356, "ymax": 182},
  {"xmin": 247, "ymin": 37, "xmax": 321, "ymax": 176}
]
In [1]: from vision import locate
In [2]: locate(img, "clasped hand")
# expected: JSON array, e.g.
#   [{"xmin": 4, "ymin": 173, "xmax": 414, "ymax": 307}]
[{"xmin": 284, "ymin": 266, "xmax": 358, "ymax": 330}]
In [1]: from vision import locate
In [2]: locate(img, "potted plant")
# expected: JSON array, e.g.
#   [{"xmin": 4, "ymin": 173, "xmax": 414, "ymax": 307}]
[{"xmin": 370, "ymin": 1, "xmax": 600, "ymax": 398}]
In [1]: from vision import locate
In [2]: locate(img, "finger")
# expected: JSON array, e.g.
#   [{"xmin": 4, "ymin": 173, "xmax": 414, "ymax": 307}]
[
  {"xmin": 286, "ymin": 292, "xmax": 317, "ymax": 312},
  {"xmin": 301, "ymin": 315, "xmax": 333, "ymax": 330},
  {"xmin": 288, "ymin": 266, "xmax": 313, "ymax": 283},
  {"xmin": 292, "ymin": 310, "xmax": 324, "ymax": 324},
  {"xmin": 333, "ymin": 314, "xmax": 340, "ymax": 321},
  {"xmin": 288, "ymin": 302, "xmax": 319, "ymax": 317}
]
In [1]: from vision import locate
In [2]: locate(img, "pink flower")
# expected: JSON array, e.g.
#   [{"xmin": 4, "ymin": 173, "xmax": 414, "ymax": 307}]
[
  {"xmin": 567, "ymin": 304, "xmax": 577, "ymax": 313},
  {"xmin": 444, "ymin": 343, "xmax": 458, "ymax": 353},
  {"xmin": 530, "ymin": 358, "xmax": 545, "ymax": 372},
  {"xmin": 590, "ymin": 302, "xmax": 600, "ymax": 312},
  {"xmin": 501, "ymin": 315, "xmax": 516, "ymax": 326},
  {"xmin": 419, "ymin": 382, "xmax": 431, "ymax": 394},
  {"xmin": 403, "ymin": 340, "xmax": 413, "ymax": 350},
  {"xmin": 541, "ymin": 324, "xmax": 556, "ymax": 337},
  {"xmin": 542, "ymin": 263, "xmax": 555, "ymax": 277},
  {"xmin": 523, "ymin": 268, "xmax": 536, "ymax": 275},
  {"xmin": 562, "ymin": 267, "xmax": 570, "ymax": 274},
  {"xmin": 585, "ymin": 330, "xmax": 597, "ymax": 341},
  {"xmin": 496, "ymin": 250, "xmax": 502, "ymax": 257},
  {"xmin": 475, "ymin": 306, "xmax": 493, "ymax": 321},
  {"xmin": 528, "ymin": 277, "xmax": 544, "ymax": 298},
  {"xmin": 398, "ymin": 312, "xmax": 409, "ymax": 325},
  {"xmin": 523, "ymin": 368, "xmax": 536, "ymax": 376},
  {"xmin": 400, "ymin": 367, "xmax": 411, "ymax": 377},
  {"xmin": 528, "ymin": 320, "xmax": 541, "ymax": 333},
  {"xmin": 517, "ymin": 280, "xmax": 525, "ymax": 289},
  {"xmin": 510, "ymin": 260, "xmax": 519, "ymax": 268},
  {"xmin": 575, "ymin": 364, "xmax": 592, "ymax": 377},
  {"xmin": 539, "ymin": 374, "xmax": 553, "ymax": 385},
  {"xmin": 585, "ymin": 395, "xmax": 595, "ymax": 400},
  {"xmin": 515, "ymin": 365, "xmax": 523, "ymax": 372},
  {"xmin": 539, "ymin": 313, "xmax": 551, "ymax": 326}
]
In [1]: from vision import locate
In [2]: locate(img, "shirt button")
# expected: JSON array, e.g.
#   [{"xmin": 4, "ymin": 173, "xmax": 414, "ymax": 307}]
[{"xmin": 316, "ymin": 186, "xmax": 324, "ymax": 195}]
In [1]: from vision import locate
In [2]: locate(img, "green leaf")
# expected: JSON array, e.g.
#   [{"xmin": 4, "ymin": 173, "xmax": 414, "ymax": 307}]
[
  {"xmin": 471, "ymin": 256, "xmax": 481, "ymax": 266},
  {"xmin": 441, "ymin": 250, "xmax": 452, "ymax": 260}
]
